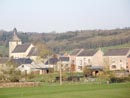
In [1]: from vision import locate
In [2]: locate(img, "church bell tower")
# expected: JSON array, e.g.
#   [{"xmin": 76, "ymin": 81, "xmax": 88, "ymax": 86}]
[{"xmin": 9, "ymin": 28, "xmax": 22, "ymax": 58}]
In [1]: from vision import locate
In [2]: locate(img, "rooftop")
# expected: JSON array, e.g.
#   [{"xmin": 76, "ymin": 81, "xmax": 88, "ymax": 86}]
[
  {"xmin": 104, "ymin": 48, "xmax": 130, "ymax": 56},
  {"xmin": 78, "ymin": 49, "xmax": 98, "ymax": 56},
  {"xmin": 59, "ymin": 57, "xmax": 69, "ymax": 61},
  {"xmin": 28, "ymin": 47, "xmax": 38, "ymax": 56},
  {"xmin": 70, "ymin": 49, "xmax": 84, "ymax": 56},
  {"xmin": 12, "ymin": 43, "xmax": 31, "ymax": 53}
]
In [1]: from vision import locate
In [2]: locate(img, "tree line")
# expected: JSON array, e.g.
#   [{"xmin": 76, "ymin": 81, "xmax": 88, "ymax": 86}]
[{"xmin": 0, "ymin": 27, "xmax": 130, "ymax": 55}]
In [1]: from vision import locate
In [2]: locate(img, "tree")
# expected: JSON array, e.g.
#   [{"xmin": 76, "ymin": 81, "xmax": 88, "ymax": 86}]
[
  {"xmin": 0, "ymin": 61, "xmax": 21, "ymax": 82},
  {"xmin": 34, "ymin": 42, "xmax": 52, "ymax": 58}
]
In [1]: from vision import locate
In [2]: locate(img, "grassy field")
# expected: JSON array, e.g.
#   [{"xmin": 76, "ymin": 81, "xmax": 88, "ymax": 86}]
[{"xmin": 0, "ymin": 82, "xmax": 130, "ymax": 98}]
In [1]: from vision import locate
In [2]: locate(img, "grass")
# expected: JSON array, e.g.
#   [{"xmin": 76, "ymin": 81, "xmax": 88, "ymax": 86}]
[
  {"xmin": 101, "ymin": 41, "xmax": 130, "ymax": 52},
  {"xmin": 0, "ymin": 82, "xmax": 130, "ymax": 98}
]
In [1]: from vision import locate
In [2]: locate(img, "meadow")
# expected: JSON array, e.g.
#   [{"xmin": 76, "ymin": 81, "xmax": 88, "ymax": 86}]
[{"xmin": 0, "ymin": 82, "xmax": 130, "ymax": 98}]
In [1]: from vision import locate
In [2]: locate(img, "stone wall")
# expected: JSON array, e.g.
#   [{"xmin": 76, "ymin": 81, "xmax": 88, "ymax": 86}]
[{"xmin": 0, "ymin": 82, "xmax": 40, "ymax": 88}]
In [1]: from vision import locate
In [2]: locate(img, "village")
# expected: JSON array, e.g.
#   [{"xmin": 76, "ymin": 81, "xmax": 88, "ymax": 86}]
[
  {"xmin": 0, "ymin": 28, "xmax": 130, "ymax": 85},
  {"xmin": 0, "ymin": 0, "xmax": 130, "ymax": 97}
]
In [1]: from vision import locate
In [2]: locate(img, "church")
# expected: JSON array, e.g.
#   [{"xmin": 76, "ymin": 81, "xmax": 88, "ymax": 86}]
[{"xmin": 9, "ymin": 28, "xmax": 38, "ymax": 60}]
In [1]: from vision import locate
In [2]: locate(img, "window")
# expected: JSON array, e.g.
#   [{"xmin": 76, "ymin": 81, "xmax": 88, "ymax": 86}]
[
  {"xmin": 120, "ymin": 60, "xmax": 122, "ymax": 62},
  {"xmin": 111, "ymin": 65, "xmax": 116, "ymax": 69},
  {"xmin": 88, "ymin": 59, "xmax": 91, "ymax": 63},
  {"xmin": 80, "ymin": 60, "xmax": 82, "ymax": 65},
  {"xmin": 78, "ymin": 66, "xmax": 82, "ymax": 70}
]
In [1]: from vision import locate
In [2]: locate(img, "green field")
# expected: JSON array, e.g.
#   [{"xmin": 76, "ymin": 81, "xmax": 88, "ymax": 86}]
[{"xmin": 0, "ymin": 82, "xmax": 130, "ymax": 98}]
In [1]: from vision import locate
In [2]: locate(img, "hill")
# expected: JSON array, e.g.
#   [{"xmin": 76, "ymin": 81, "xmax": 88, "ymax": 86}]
[{"xmin": 0, "ymin": 27, "xmax": 130, "ymax": 56}]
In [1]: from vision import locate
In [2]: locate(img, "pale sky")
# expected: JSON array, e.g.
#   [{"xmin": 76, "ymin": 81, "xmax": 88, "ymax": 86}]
[{"xmin": 0, "ymin": 0, "xmax": 130, "ymax": 32}]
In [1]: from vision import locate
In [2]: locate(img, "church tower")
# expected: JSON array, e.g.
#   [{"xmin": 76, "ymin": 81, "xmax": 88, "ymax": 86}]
[{"xmin": 9, "ymin": 28, "xmax": 22, "ymax": 58}]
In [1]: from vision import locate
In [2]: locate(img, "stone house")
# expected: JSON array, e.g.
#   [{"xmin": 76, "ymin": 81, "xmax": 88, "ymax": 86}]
[{"xmin": 104, "ymin": 48, "xmax": 130, "ymax": 71}]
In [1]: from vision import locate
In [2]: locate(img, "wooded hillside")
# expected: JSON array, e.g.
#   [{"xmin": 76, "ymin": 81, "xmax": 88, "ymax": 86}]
[{"xmin": 0, "ymin": 27, "xmax": 130, "ymax": 56}]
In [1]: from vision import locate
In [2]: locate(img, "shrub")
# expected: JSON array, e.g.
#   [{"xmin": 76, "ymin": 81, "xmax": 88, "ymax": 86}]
[{"xmin": 109, "ymin": 76, "xmax": 130, "ymax": 83}]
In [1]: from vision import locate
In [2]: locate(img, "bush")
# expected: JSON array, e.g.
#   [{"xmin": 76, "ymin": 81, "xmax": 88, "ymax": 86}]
[
  {"xmin": 9, "ymin": 75, "xmax": 19, "ymax": 82},
  {"xmin": 110, "ymin": 76, "xmax": 130, "ymax": 83}
]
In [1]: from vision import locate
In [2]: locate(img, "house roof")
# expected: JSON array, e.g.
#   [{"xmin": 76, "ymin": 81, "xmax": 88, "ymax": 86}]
[
  {"xmin": 12, "ymin": 58, "xmax": 32, "ymax": 66},
  {"xmin": 45, "ymin": 57, "xmax": 59, "ymax": 65},
  {"xmin": 70, "ymin": 49, "xmax": 83, "ymax": 56},
  {"xmin": 18, "ymin": 63, "xmax": 44, "ymax": 69},
  {"xmin": 59, "ymin": 57, "xmax": 69, "ymax": 61},
  {"xmin": 12, "ymin": 43, "xmax": 31, "ymax": 53},
  {"xmin": 78, "ymin": 49, "xmax": 98, "ymax": 56},
  {"xmin": 104, "ymin": 48, "xmax": 130, "ymax": 56},
  {"xmin": 28, "ymin": 47, "xmax": 38, "ymax": 56},
  {"xmin": 87, "ymin": 66, "xmax": 103, "ymax": 71}
]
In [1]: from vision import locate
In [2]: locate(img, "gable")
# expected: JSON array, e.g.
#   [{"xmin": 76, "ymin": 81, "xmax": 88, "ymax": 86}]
[{"xmin": 28, "ymin": 47, "xmax": 38, "ymax": 56}]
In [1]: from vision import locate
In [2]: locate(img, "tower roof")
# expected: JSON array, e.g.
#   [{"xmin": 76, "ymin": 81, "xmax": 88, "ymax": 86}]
[{"xmin": 11, "ymin": 28, "xmax": 21, "ymax": 41}]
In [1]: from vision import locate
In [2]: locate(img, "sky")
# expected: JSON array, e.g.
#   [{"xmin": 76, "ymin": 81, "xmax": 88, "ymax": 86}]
[{"xmin": 0, "ymin": 0, "xmax": 130, "ymax": 33}]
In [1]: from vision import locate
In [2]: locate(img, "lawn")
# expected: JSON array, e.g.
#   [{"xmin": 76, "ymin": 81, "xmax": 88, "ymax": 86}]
[{"xmin": 0, "ymin": 82, "xmax": 130, "ymax": 98}]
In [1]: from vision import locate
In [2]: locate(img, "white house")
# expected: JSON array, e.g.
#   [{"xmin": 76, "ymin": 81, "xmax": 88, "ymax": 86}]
[{"xmin": 17, "ymin": 63, "xmax": 44, "ymax": 74}]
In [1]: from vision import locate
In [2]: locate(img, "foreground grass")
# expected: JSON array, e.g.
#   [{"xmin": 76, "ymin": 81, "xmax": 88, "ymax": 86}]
[{"xmin": 0, "ymin": 82, "xmax": 130, "ymax": 98}]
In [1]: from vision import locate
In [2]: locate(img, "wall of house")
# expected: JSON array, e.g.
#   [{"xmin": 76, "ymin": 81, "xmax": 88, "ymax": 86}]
[
  {"xmin": 17, "ymin": 65, "xmax": 32, "ymax": 74},
  {"xmin": 127, "ymin": 58, "xmax": 130, "ymax": 73},
  {"xmin": 103, "ymin": 56, "xmax": 110, "ymax": 70},
  {"xmin": 29, "ymin": 56, "xmax": 37, "ymax": 61},
  {"xmin": 11, "ymin": 52, "xmax": 28, "ymax": 58},
  {"xmin": 75, "ymin": 56, "xmax": 92, "ymax": 72},
  {"xmin": 108, "ymin": 56, "xmax": 128, "ymax": 71},
  {"xmin": 92, "ymin": 49, "xmax": 104, "ymax": 67}
]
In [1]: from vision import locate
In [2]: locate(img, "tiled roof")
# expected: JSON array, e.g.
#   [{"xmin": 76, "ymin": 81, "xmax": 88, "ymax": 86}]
[
  {"xmin": 87, "ymin": 66, "xmax": 103, "ymax": 71},
  {"xmin": 59, "ymin": 57, "xmax": 69, "ymax": 61},
  {"xmin": 78, "ymin": 49, "xmax": 98, "ymax": 56},
  {"xmin": 12, "ymin": 58, "xmax": 32, "ymax": 66},
  {"xmin": 12, "ymin": 43, "xmax": 31, "ymax": 53},
  {"xmin": 28, "ymin": 47, "xmax": 38, "ymax": 56},
  {"xmin": 104, "ymin": 48, "xmax": 130, "ymax": 56},
  {"xmin": 45, "ymin": 57, "xmax": 59, "ymax": 65}
]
